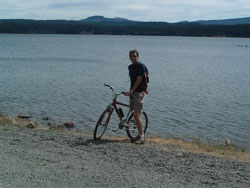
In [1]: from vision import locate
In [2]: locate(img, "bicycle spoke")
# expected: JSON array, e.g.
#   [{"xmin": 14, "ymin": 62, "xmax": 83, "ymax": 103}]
[
  {"xmin": 93, "ymin": 109, "xmax": 111, "ymax": 140},
  {"xmin": 126, "ymin": 111, "xmax": 148, "ymax": 140}
]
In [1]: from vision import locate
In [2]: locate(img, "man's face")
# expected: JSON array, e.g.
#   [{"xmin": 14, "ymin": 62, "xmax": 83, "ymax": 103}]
[{"xmin": 129, "ymin": 52, "xmax": 138, "ymax": 64}]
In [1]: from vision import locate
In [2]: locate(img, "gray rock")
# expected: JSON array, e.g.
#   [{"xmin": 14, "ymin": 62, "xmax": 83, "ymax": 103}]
[
  {"xmin": 17, "ymin": 115, "xmax": 31, "ymax": 119},
  {"xmin": 48, "ymin": 122, "xmax": 64, "ymax": 129},
  {"xmin": 26, "ymin": 122, "xmax": 39, "ymax": 129},
  {"xmin": 42, "ymin": 116, "xmax": 51, "ymax": 121},
  {"xmin": 64, "ymin": 122, "xmax": 74, "ymax": 128},
  {"xmin": 225, "ymin": 138, "xmax": 232, "ymax": 146}
]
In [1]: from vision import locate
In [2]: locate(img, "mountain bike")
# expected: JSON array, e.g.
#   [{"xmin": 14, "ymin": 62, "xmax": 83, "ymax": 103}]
[{"xmin": 93, "ymin": 83, "xmax": 148, "ymax": 141}]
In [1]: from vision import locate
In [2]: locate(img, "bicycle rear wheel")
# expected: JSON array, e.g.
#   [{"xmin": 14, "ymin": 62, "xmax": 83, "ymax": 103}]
[
  {"xmin": 126, "ymin": 111, "xmax": 148, "ymax": 140},
  {"xmin": 93, "ymin": 109, "xmax": 111, "ymax": 140}
]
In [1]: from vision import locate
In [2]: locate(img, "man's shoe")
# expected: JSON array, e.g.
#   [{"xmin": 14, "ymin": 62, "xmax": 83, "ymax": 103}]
[
  {"xmin": 131, "ymin": 135, "xmax": 140, "ymax": 143},
  {"xmin": 135, "ymin": 138, "xmax": 145, "ymax": 145}
]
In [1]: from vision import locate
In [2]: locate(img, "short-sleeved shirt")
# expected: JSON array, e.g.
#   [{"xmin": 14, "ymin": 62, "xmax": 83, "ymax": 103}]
[{"xmin": 128, "ymin": 61, "xmax": 147, "ymax": 92}]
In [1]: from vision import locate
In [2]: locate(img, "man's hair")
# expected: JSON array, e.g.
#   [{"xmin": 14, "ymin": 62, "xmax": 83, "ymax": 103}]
[{"xmin": 129, "ymin": 50, "xmax": 139, "ymax": 57}]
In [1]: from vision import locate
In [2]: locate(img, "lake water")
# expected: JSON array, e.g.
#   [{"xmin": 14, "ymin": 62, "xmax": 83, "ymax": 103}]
[{"xmin": 0, "ymin": 34, "xmax": 250, "ymax": 149}]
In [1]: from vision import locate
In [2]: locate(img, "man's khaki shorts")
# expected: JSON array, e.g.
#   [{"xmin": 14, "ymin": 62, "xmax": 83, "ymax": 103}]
[{"xmin": 129, "ymin": 92, "xmax": 145, "ymax": 113}]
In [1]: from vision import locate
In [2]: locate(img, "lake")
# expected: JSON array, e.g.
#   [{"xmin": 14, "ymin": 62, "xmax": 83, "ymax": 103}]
[{"xmin": 0, "ymin": 34, "xmax": 250, "ymax": 149}]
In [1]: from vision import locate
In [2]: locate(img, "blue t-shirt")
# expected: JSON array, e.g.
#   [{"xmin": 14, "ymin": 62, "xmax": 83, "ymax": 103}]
[{"xmin": 128, "ymin": 61, "xmax": 147, "ymax": 92}]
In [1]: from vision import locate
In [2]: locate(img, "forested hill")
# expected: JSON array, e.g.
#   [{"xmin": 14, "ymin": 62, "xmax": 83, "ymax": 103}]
[
  {"xmin": 1, "ymin": 16, "xmax": 250, "ymax": 37},
  {"xmin": 194, "ymin": 17, "xmax": 250, "ymax": 25}
]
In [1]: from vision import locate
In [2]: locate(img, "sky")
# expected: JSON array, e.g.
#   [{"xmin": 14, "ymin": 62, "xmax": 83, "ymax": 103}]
[{"xmin": 0, "ymin": 0, "xmax": 250, "ymax": 23}]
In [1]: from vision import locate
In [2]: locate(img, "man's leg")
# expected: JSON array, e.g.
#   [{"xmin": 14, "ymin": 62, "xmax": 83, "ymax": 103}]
[
  {"xmin": 134, "ymin": 111, "xmax": 144, "ymax": 144},
  {"xmin": 134, "ymin": 112, "xmax": 143, "ymax": 136},
  {"xmin": 130, "ymin": 92, "xmax": 145, "ymax": 143},
  {"xmin": 133, "ymin": 92, "xmax": 145, "ymax": 144}
]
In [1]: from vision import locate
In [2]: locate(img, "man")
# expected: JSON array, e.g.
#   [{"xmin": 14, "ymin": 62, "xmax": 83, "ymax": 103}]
[{"xmin": 124, "ymin": 50, "xmax": 147, "ymax": 144}]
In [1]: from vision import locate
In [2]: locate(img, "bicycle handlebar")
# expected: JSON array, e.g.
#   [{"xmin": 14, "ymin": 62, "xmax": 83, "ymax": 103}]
[
  {"xmin": 104, "ymin": 83, "xmax": 124, "ymax": 96},
  {"xmin": 104, "ymin": 83, "xmax": 114, "ymax": 92}
]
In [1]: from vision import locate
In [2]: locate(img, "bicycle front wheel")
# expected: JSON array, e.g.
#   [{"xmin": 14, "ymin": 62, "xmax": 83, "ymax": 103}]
[
  {"xmin": 126, "ymin": 111, "xmax": 148, "ymax": 140},
  {"xmin": 93, "ymin": 109, "xmax": 111, "ymax": 140}
]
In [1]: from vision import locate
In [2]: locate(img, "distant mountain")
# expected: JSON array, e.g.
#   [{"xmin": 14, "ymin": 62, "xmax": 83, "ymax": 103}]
[
  {"xmin": 81, "ymin": 15, "xmax": 250, "ymax": 25},
  {"xmin": 2, "ymin": 16, "xmax": 250, "ymax": 25},
  {"xmin": 1, "ymin": 16, "xmax": 250, "ymax": 37},
  {"xmin": 80, "ymin": 16, "xmax": 136, "ymax": 23},
  {"xmin": 193, "ymin": 17, "xmax": 250, "ymax": 25},
  {"xmin": 0, "ymin": 19, "xmax": 34, "ymax": 23}
]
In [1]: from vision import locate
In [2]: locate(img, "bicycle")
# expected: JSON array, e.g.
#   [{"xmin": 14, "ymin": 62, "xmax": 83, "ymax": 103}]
[{"xmin": 93, "ymin": 83, "xmax": 148, "ymax": 141}]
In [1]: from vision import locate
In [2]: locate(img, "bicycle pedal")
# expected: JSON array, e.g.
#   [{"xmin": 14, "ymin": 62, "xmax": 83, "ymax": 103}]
[
  {"xmin": 112, "ymin": 127, "xmax": 120, "ymax": 132},
  {"xmin": 124, "ymin": 125, "xmax": 130, "ymax": 129},
  {"xmin": 119, "ymin": 122, "xmax": 126, "ymax": 129}
]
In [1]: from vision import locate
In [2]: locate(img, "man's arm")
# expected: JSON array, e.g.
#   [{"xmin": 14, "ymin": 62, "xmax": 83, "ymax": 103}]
[
  {"xmin": 131, "ymin": 76, "xmax": 142, "ymax": 92},
  {"xmin": 124, "ymin": 76, "xmax": 142, "ymax": 96}
]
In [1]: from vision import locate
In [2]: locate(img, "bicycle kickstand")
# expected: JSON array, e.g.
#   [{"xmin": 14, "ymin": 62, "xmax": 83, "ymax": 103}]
[{"xmin": 112, "ymin": 121, "xmax": 126, "ymax": 132}]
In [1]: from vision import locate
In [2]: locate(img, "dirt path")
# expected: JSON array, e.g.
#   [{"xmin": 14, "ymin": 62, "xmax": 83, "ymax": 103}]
[{"xmin": 0, "ymin": 125, "xmax": 250, "ymax": 188}]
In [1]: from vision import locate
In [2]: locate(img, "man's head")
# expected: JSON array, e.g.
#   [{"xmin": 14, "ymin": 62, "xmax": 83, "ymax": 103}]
[{"xmin": 129, "ymin": 50, "xmax": 139, "ymax": 64}]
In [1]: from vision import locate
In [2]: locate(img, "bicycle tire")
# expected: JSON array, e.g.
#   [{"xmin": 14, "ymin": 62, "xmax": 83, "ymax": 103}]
[
  {"xmin": 93, "ymin": 109, "xmax": 111, "ymax": 140},
  {"xmin": 126, "ymin": 111, "xmax": 148, "ymax": 140}
]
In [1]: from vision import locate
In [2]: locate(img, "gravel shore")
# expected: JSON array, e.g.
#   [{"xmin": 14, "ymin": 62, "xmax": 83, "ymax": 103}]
[{"xmin": 0, "ymin": 125, "xmax": 250, "ymax": 188}]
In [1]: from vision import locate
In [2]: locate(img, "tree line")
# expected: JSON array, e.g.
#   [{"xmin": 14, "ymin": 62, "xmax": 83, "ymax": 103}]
[{"xmin": 0, "ymin": 19, "xmax": 250, "ymax": 38}]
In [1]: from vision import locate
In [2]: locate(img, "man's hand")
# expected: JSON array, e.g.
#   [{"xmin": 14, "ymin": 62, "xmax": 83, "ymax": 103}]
[
  {"xmin": 123, "ymin": 91, "xmax": 131, "ymax": 96},
  {"xmin": 123, "ymin": 90, "xmax": 134, "ymax": 96}
]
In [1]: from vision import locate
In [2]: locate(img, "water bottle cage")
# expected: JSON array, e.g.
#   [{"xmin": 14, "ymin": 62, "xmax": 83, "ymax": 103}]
[
  {"xmin": 118, "ymin": 108, "xmax": 124, "ymax": 118},
  {"xmin": 119, "ymin": 122, "xmax": 124, "ymax": 129}
]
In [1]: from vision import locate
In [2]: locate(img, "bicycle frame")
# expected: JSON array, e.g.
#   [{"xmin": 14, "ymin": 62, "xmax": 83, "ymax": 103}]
[
  {"xmin": 106, "ymin": 92, "xmax": 131, "ymax": 129},
  {"xmin": 94, "ymin": 83, "xmax": 148, "ymax": 140}
]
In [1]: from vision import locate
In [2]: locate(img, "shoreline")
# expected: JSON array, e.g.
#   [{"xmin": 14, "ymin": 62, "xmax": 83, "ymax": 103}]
[{"xmin": 1, "ymin": 113, "xmax": 250, "ymax": 162}]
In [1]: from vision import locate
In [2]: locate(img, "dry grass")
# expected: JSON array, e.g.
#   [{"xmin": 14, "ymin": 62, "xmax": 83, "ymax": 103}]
[
  {"xmin": 92, "ymin": 135, "xmax": 250, "ymax": 162},
  {"xmin": 0, "ymin": 116, "xmax": 13, "ymax": 126},
  {"xmin": 147, "ymin": 137, "xmax": 250, "ymax": 162}
]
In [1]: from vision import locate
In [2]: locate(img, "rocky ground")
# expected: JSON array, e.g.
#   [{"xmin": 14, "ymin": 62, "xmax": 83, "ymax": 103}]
[{"xmin": 0, "ymin": 121, "xmax": 250, "ymax": 188}]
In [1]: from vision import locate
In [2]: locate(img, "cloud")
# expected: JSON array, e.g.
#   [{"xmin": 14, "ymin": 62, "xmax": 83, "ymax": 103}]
[
  {"xmin": 47, "ymin": 1, "xmax": 110, "ymax": 9},
  {"xmin": 0, "ymin": 0, "xmax": 249, "ymax": 22}
]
